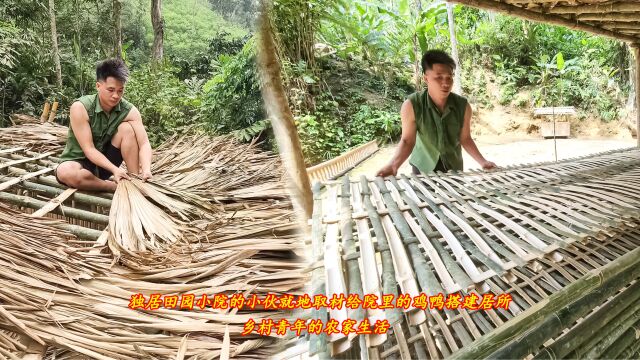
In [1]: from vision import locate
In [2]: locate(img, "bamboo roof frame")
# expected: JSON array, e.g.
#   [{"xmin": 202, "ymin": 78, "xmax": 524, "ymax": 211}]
[
  {"xmin": 305, "ymin": 147, "xmax": 640, "ymax": 358},
  {"xmin": 447, "ymin": 0, "xmax": 640, "ymax": 44}
]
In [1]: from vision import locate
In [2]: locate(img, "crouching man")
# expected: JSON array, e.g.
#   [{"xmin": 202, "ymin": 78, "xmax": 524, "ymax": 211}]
[{"xmin": 56, "ymin": 58, "xmax": 153, "ymax": 192}]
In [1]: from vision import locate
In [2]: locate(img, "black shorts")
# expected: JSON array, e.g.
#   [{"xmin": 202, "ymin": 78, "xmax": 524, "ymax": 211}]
[
  {"xmin": 411, "ymin": 158, "xmax": 448, "ymax": 175},
  {"xmin": 55, "ymin": 143, "xmax": 123, "ymax": 186}
]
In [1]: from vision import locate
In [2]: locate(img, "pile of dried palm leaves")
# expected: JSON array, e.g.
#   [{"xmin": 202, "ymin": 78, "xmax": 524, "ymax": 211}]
[
  {"xmin": 0, "ymin": 121, "xmax": 67, "ymax": 153},
  {"xmin": 108, "ymin": 134, "xmax": 298, "ymax": 261},
  {"xmin": 0, "ymin": 133, "xmax": 306, "ymax": 358},
  {"xmin": 0, "ymin": 202, "xmax": 304, "ymax": 359}
]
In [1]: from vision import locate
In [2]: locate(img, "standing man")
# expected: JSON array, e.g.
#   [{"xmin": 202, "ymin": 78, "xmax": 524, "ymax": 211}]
[
  {"xmin": 377, "ymin": 50, "xmax": 496, "ymax": 177},
  {"xmin": 55, "ymin": 59, "xmax": 153, "ymax": 192}
]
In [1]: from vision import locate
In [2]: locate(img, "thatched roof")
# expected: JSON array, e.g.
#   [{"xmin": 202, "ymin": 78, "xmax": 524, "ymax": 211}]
[{"xmin": 449, "ymin": 0, "xmax": 640, "ymax": 44}]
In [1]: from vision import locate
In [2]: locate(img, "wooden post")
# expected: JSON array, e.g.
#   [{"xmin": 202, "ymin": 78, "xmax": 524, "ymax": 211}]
[
  {"xmin": 633, "ymin": 44, "xmax": 640, "ymax": 147},
  {"xmin": 47, "ymin": 101, "xmax": 58, "ymax": 123},
  {"xmin": 40, "ymin": 101, "xmax": 51, "ymax": 122},
  {"xmin": 256, "ymin": 1, "xmax": 313, "ymax": 223}
]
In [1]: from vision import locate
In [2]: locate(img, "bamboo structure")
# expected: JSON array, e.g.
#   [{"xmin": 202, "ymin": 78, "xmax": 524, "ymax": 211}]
[
  {"xmin": 446, "ymin": 0, "xmax": 640, "ymax": 43},
  {"xmin": 307, "ymin": 148, "xmax": 640, "ymax": 358},
  {"xmin": 634, "ymin": 44, "xmax": 640, "ymax": 147},
  {"xmin": 306, "ymin": 140, "xmax": 379, "ymax": 184},
  {"xmin": 257, "ymin": 2, "xmax": 313, "ymax": 222},
  {"xmin": 0, "ymin": 130, "xmax": 306, "ymax": 358}
]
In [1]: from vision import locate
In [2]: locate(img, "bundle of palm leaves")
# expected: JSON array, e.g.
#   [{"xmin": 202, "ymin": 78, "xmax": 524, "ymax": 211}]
[{"xmin": 107, "ymin": 134, "xmax": 298, "ymax": 261}]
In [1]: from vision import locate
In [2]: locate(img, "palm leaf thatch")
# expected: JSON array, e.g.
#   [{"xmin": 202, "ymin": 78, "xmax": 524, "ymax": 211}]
[
  {"xmin": 0, "ymin": 122, "xmax": 67, "ymax": 154},
  {"xmin": 0, "ymin": 203, "xmax": 305, "ymax": 359},
  {"xmin": 0, "ymin": 132, "xmax": 307, "ymax": 358}
]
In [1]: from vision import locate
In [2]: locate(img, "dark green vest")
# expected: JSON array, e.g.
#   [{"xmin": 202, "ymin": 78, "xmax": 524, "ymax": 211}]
[
  {"xmin": 408, "ymin": 90, "xmax": 467, "ymax": 173},
  {"xmin": 60, "ymin": 94, "xmax": 132, "ymax": 161}
]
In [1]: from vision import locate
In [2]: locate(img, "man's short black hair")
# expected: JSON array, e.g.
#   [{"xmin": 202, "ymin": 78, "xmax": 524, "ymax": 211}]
[
  {"xmin": 421, "ymin": 50, "xmax": 456, "ymax": 74},
  {"xmin": 96, "ymin": 58, "xmax": 129, "ymax": 83}
]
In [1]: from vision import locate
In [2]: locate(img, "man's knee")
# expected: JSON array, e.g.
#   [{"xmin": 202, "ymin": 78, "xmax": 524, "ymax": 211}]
[
  {"xmin": 117, "ymin": 122, "xmax": 135, "ymax": 138},
  {"xmin": 112, "ymin": 122, "xmax": 135, "ymax": 148},
  {"xmin": 56, "ymin": 163, "xmax": 92, "ymax": 188}
]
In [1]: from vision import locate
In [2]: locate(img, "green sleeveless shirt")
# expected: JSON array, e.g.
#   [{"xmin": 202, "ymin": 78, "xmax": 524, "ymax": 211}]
[
  {"xmin": 408, "ymin": 90, "xmax": 468, "ymax": 173},
  {"xmin": 60, "ymin": 94, "xmax": 133, "ymax": 161}
]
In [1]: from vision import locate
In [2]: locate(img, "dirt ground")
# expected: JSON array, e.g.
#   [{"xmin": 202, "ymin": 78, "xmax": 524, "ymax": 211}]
[{"xmin": 350, "ymin": 104, "xmax": 637, "ymax": 178}]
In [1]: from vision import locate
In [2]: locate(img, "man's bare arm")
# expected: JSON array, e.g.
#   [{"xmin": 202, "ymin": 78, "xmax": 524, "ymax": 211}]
[
  {"xmin": 460, "ymin": 103, "xmax": 496, "ymax": 170},
  {"xmin": 70, "ymin": 102, "xmax": 129, "ymax": 181},
  {"xmin": 123, "ymin": 106, "xmax": 153, "ymax": 179},
  {"xmin": 377, "ymin": 100, "xmax": 417, "ymax": 177}
]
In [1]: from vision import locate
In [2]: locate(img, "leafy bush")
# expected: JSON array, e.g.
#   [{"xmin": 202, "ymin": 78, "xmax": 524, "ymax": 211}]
[
  {"xmin": 125, "ymin": 64, "xmax": 199, "ymax": 145},
  {"xmin": 199, "ymin": 38, "xmax": 265, "ymax": 135}
]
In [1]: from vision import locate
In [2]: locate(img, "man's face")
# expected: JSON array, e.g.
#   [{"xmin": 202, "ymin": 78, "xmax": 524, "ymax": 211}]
[
  {"xmin": 96, "ymin": 76, "xmax": 125, "ymax": 109},
  {"xmin": 423, "ymin": 63, "xmax": 454, "ymax": 97}
]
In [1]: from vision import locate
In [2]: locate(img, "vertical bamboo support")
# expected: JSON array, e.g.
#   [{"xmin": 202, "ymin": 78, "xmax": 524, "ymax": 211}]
[
  {"xmin": 47, "ymin": 101, "xmax": 59, "ymax": 123},
  {"xmin": 40, "ymin": 101, "xmax": 51, "ymax": 122},
  {"xmin": 634, "ymin": 45, "xmax": 640, "ymax": 147},
  {"xmin": 256, "ymin": 2, "xmax": 313, "ymax": 226}
]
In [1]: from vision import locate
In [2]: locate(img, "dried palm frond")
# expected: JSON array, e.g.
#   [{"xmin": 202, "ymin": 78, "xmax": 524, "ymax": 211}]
[
  {"xmin": 151, "ymin": 134, "xmax": 287, "ymax": 200},
  {"xmin": 0, "ymin": 122, "xmax": 67, "ymax": 154}
]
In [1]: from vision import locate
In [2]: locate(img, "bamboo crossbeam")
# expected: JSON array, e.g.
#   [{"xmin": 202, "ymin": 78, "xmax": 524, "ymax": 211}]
[
  {"xmin": 450, "ymin": 246, "xmax": 640, "ymax": 359},
  {"xmin": 490, "ymin": 277, "xmax": 640, "ymax": 358},
  {"xmin": 30, "ymin": 188, "xmax": 77, "ymax": 218},
  {"xmin": 0, "ymin": 168, "xmax": 52, "ymax": 192},
  {"xmin": 0, "ymin": 191, "xmax": 109, "ymax": 225},
  {"xmin": 0, "ymin": 153, "xmax": 53, "ymax": 171},
  {"xmin": 548, "ymin": 2, "xmax": 640, "ymax": 14}
]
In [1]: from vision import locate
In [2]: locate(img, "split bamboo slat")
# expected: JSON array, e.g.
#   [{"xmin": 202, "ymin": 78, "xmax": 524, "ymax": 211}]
[
  {"xmin": 307, "ymin": 140, "xmax": 379, "ymax": 183},
  {"xmin": 309, "ymin": 147, "xmax": 640, "ymax": 359}
]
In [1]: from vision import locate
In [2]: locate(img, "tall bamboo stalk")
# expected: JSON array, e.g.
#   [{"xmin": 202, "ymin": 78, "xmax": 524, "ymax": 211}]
[{"xmin": 257, "ymin": 1, "xmax": 313, "ymax": 225}]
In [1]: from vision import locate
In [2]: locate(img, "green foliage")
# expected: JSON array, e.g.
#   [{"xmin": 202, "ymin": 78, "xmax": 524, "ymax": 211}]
[
  {"xmin": 350, "ymin": 105, "xmax": 400, "ymax": 145},
  {"xmin": 199, "ymin": 39, "xmax": 264, "ymax": 135},
  {"xmin": 124, "ymin": 65, "xmax": 199, "ymax": 146},
  {"xmin": 208, "ymin": 0, "xmax": 258, "ymax": 29},
  {"xmin": 295, "ymin": 91, "xmax": 401, "ymax": 164},
  {"xmin": 151, "ymin": 0, "xmax": 247, "ymax": 66}
]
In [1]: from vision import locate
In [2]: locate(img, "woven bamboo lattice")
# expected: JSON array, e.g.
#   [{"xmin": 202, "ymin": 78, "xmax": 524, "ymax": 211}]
[
  {"xmin": 0, "ymin": 133, "xmax": 305, "ymax": 358},
  {"xmin": 307, "ymin": 147, "xmax": 640, "ymax": 359},
  {"xmin": 307, "ymin": 141, "xmax": 379, "ymax": 183}
]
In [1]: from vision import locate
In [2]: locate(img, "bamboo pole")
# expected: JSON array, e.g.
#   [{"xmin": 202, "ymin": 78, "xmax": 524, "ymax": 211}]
[
  {"xmin": 449, "ymin": 245, "xmax": 640, "ymax": 359},
  {"xmin": 256, "ymin": 1, "xmax": 312, "ymax": 224},
  {"xmin": 634, "ymin": 45, "xmax": 640, "ymax": 147},
  {"xmin": 578, "ymin": 13, "xmax": 640, "ymax": 22},
  {"xmin": 309, "ymin": 183, "xmax": 328, "ymax": 358},
  {"xmin": 47, "ymin": 101, "xmax": 58, "ymax": 123},
  {"xmin": 548, "ymin": 2, "xmax": 640, "ymax": 14},
  {"xmin": 40, "ymin": 102, "xmax": 51, "ymax": 122},
  {"xmin": 599, "ymin": 320, "xmax": 640, "ymax": 359},
  {"xmin": 446, "ymin": 0, "xmax": 640, "ymax": 43},
  {"xmin": 493, "ymin": 277, "xmax": 640, "ymax": 359},
  {"xmin": 0, "ymin": 191, "xmax": 109, "ymax": 225}
]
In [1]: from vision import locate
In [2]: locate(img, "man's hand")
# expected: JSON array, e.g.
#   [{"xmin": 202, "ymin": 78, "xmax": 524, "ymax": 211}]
[
  {"xmin": 481, "ymin": 160, "xmax": 497, "ymax": 170},
  {"xmin": 112, "ymin": 167, "xmax": 130, "ymax": 183},
  {"xmin": 140, "ymin": 169, "xmax": 153, "ymax": 181},
  {"xmin": 377, "ymin": 163, "xmax": 397, "ymax": 177}
]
